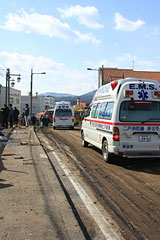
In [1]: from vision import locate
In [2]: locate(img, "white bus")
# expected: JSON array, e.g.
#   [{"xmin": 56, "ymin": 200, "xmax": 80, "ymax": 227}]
[
  {"xmin": 81, "ymin": 78, "xmax": 160, "ymax": 162},
  {"xmin": 53, "ymin": 101, "xmax": 74, "ymax": 129}
]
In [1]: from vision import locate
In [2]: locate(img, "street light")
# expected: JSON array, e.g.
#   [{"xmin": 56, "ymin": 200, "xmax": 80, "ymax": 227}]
[
  {"xmin": 11, "ymin": 79, "xmax": 15, "ymax": 87},
  {"xmin": 5, "ymin": 68, "xmax": 21, "ymax": 105},
  {"xmin": 30, "ymin": 68, "xmax": 46, "ymax": 117},
  {"xmin": 87, "ymin": 65, "xmax": 104, "ymax": 88}
]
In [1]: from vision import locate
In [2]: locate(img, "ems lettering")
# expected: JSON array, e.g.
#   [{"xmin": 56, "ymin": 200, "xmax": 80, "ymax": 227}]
[
  {"xmin": 129, "ymin": 84, "xmax": 135, "ymax": 89},
  {"xmin": 129, "ymin": 83, "xmax": 155, "ymax": 90},
  {"xmin": 138, "ymin": 84, "xmax": 146, "ymax": 90},
  {"xmin": 148, "ymin": 84, "xmax": 155, "ymax": 90}
]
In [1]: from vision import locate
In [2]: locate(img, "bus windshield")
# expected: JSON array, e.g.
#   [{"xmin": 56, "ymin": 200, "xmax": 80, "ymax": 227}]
[
  {"xmin": 55, "ymin": 108, "xmax": 72, "ymax": 116},
  {"xmin": 119, "ymin": 101, "xmax": 160, "ymax": 122}
]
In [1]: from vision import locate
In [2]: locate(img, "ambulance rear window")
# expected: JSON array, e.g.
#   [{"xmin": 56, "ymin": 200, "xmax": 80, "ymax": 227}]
[
  {"xmin": 120, "ymin": 101, "xmax": 160, "ymax": 122},
  {"xmin": 55, "ymin": 109, "xmax": 72, "ymax": 116}
]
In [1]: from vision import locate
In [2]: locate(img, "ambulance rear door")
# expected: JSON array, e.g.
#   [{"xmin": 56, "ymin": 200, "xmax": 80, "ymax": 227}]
[{"xmin": 117, "ymin": 81, "xmax": 160, "ymax": 156}]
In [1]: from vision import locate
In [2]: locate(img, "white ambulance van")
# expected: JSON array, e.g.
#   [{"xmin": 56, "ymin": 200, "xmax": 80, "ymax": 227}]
[
  {"xmin": 53, "ymin": 101, "xmax": 74, "ymax": 129},
  {"xmin": 81, "ymin": 78, "xmax": 160, "ymax": 162}
]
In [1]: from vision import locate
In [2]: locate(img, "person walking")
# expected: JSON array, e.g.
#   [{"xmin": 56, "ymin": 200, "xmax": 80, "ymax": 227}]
[
  {"xmin": 13, "ymin": 107, "xmax": 20, "ymax": 125},
  {"xmin": 1, "ymin": 104, "xmax": 9, "ymax": 128},
  {"xmin": 24, "ymin": 104, "xmax": 29, "ymax": 127},
  {"xmin": 9, "ymin": 104, "xmax": 14, "ymax": 128}
]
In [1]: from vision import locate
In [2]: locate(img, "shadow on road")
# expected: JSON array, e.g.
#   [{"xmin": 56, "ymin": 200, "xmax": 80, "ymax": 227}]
[
  {"xmin": 0, "ymin": 182, "xmax": 13, "ymax": 189},
  {"xmin": 89, "ymin": 145, "xmax": 160, "ymax": 175},
  {"xmin": 111, "ymin": 157, "xmax": 160, "ymax": 175}
]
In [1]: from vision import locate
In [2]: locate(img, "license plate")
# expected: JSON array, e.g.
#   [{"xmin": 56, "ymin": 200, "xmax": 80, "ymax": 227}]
[{"xmin": 138, "ymin": 135, "xmax": 151, "ymax": 142}]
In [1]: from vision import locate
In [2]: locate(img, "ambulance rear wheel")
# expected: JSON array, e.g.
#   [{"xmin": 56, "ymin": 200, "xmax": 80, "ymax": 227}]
[
  {"xmin": 81, "ymin": 132, "xmax": 88, "ymax": 147},
  {"xmin": 102, "ymin": 139, "xmax": 110, "ymax": 163}
]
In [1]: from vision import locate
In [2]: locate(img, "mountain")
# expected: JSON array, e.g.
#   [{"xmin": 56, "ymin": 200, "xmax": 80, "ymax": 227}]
[
  {"xmin": 39, "ymin": 92, "xmax": 76, "ymax": 98},
  {"xmin": 79, "ymin": 90, "xmax": 96, "ymax": 103},
  {"xmin": 39, "ymin": 90, "xmax": 96, "ymax": 104}
]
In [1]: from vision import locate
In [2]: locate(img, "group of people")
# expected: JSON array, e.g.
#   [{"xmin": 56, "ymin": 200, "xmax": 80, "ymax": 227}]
[
  {"xmin": 1, "ymin": 103, "xmax": 30, "ymax": 128},
  {"xmin": 1, "ymin": 103, "xmax": 51, "ymax": 129},
  {"xmin": 40, "ymin": 114, "xmax": 49, "ymax": 127},
  {"xmin": 1, "ymin": 104, "xmax": 20, "ymax": 128}
]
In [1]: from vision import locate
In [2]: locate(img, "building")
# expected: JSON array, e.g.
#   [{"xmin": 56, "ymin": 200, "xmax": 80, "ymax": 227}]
[
  {"xmin": 21, "ymin": 95, "xmax": 55, "ymax": 115},
  {"xmin": 0, "ymin": 86, "xmax": 21, "ymax": 110},
  {"xmin": 99, "ymin": 67, "xmax": 160, "ymax": 86}
]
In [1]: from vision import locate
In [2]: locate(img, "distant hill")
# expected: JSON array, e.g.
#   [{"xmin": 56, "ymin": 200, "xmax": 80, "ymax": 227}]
[
  {"xmin": 39, "ymin": 90, "xmax": 96, "ymax": 104},
  {"xmin": 40, "ymin": 92, "xmax": 76, "ymax": 98},
  {"xmin": 79, "ymin": 90, "xmax": 96, "ymax": 103}
]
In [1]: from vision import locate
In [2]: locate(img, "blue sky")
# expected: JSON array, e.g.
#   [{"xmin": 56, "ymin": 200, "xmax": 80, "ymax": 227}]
[{"xmin": 0, "ymin": 0, "xmax": 160, "ymax": 96}]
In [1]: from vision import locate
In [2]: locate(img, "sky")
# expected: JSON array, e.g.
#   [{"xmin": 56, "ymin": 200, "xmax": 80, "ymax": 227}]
[{"xmin": 0, "ymin": 0, "xmax": 160, "ymax": 96}]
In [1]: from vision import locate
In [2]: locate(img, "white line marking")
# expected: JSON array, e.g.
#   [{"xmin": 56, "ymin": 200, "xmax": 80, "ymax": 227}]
[
  {"xmin": 40, "ymin": 153, "xmax": 47, "ymax": 158},
  {"xmin": 52, "ymin": 151, "xmax": 123, "ymax": 240},
  {"xmin": 43, "ymin": 139, "xmax": 49, "ymax": 144}
]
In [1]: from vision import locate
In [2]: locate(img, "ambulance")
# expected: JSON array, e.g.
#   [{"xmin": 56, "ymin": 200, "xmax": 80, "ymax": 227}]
[
  {"xmin": 53, "ymin": 101, "xmax": 74, "ymax": 129},
  {"xmin": 81, "ymin": 78, "xmax": 160, "ymax": 162}
]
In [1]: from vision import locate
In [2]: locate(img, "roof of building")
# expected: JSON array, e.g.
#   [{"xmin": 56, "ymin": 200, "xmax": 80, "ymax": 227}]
[{"xmin": 102, "ymin": 68, "xmax": 160, "ymax": 84}]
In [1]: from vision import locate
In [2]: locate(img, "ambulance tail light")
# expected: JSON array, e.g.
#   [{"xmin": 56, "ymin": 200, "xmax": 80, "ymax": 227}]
[
  {"xmin": 72, "ymin": 116, "xmax": 74, "ymax": 122},
  {"xmin": 154, "ymin": 91, "xmax": 160, "ymax": 98},
  {"xmin": 118, "ymin": 152, "xmax": 124, "ymax": 156},
  {"xmin": 113, "ymin": 127, "xmax": 119, "ymax": 141},
  {"xmin": 53, "ymin": 117, "xmax": 56, "ymax": 122},
  {"xmin": 124, "ymin": 90, "xmax": 133, "ymax": 98}
]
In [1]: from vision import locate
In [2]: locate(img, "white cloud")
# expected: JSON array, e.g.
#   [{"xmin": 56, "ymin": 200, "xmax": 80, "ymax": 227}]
[
  {"xmin": 0, "ymin": 51, "xmax": 97, "ymax": 95},
  {"xmin": 114, "ymin": 12, "xmax": 145, "ymax": 32},
  {"xmin": 1, "ymin": 9, "xmax": 100, "ymax": 44},
  {"xmin": 58, "ymin": 5, "xmax": 103, "ymax": 29},
  {"xmin": 86, "ymin": 54, "xmax": 156, "ymax": 71}
]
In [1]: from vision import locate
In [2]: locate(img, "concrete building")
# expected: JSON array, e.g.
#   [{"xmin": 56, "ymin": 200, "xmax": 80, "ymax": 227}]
[
  {"xmin": 21, "ymin": 95, "xmax": 55, "ymax": 115},
  {"xmin": 99, "ymin": 68, "xmax": 160, "ymax": 86},
  {"xmin": 0, "ymin": 86, "xmax": 21, "ymax": 110}
]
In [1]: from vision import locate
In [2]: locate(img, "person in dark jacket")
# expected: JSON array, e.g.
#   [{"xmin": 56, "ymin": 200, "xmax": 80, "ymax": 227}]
[
  {"xmin": 9, "ymin": 104, "xmax": 14, "ymax": 128},
  {"xmin": 1, "ymin": 104, "xmax": 9, "ymax": 128},
  {"xmin": 13, "ymin": 107, "xmax": 20, "ymax": 125},
  {"xmin": 31, "ymin": 115, "xmax": 37, "ymax": 125},
  {"xmin": 24, "ymin": 104, "xmax": 29, "ymax": 127}
]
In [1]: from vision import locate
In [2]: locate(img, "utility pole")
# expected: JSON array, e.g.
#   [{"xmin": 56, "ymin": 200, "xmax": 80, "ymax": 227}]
[
  {"xmin": 30, "ymin": 68, "xmax": 33, "ymax": 118},
  {"xmin": 30, "ymin": 69, "xmax": 46, "ymax": 118},
  {"xmin": 87, "ymin": 65, "xmax": 104, "ymax": 88},
  {"xmin": 101, "ymin": 65, "xmax": 104, "ymax": 86}
]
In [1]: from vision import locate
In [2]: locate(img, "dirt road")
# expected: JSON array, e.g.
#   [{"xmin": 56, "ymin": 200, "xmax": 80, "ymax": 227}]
[{"xmin": 43, "ymin": 127, "xmax": 160, "ymax": 240}]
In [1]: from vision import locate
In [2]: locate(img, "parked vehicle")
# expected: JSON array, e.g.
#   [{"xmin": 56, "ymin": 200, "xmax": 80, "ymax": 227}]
[
  {"xmin": 53, "ymin": 101, "xmax": 74, "ymax": 129},
  {"xmin": 81, "ymin": 78, "xmax": 160, "ymax": 162}
]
